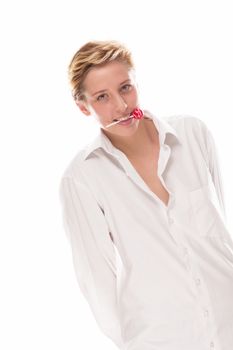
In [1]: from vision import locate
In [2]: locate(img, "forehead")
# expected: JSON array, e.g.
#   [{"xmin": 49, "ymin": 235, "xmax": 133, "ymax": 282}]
[{"xmin": 83, "ymin": 61, "xmax": 133, "ymax": 91}]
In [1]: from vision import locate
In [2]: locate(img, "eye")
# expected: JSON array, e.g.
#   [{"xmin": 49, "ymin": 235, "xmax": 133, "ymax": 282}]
[
  {"xmin": 96, "ymin": 93, "xmax": 108, "ymax": 102},
  {"xmin": 120, "ymin": 84, "xmax": 132, "ymax": 93}
]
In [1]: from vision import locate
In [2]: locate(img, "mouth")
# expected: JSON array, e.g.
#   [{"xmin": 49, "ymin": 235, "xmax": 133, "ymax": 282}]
[
  {"xmin": 113, "ymin": 115, "xmax": 131, "ymax": 122},
  {"xmin": 105, "ymin": 108, "xmax": 144, "ymax": 129}
]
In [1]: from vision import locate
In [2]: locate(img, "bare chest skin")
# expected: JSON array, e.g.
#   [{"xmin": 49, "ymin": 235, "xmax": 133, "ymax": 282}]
[
  {"xmin": 127, "ymin": 148, "xmax": 170, "ymax": 207},
  {"xmin": 110, "ymin": 117, "xmax": 170, "ymax": 206}
]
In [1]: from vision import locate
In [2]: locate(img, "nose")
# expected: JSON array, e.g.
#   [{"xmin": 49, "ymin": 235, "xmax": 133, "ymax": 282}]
[{"xmin": 113, "ymin": 94, "xmax": 128, "ymax": 115}]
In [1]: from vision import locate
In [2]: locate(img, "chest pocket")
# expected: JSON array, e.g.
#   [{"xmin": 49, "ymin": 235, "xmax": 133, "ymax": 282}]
[{"xmin": 189, "ymin": 185, "xmax": 228, "ymax": 239}]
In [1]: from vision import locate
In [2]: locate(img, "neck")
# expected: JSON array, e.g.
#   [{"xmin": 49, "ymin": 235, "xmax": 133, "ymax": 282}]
[{"xmin": 102, "ymin": 116, "xmax": 159, "ymax": 158}]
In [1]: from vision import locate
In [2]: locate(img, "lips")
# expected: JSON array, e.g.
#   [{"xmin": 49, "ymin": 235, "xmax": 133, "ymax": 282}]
[
  {"xmin": 113, "ymin": 108, "xmax": 144, "ymax": 122},
  {"xmin": 113, "ymin": 117, "xmax": 128, "ymax": 121},
  {"xmin": 113, "ymin": 114, "xmax": 130, "ymax": 122}
]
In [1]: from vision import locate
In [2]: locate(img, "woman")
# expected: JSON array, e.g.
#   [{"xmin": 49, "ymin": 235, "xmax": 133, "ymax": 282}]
[{"xmin": 59, "ymin": 40, "xmax": 233, "ymax": 350}]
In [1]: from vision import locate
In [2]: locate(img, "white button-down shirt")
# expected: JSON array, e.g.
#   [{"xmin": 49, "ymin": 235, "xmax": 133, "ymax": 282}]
[{"xmin": 59, "ymin": 110, "xmax": 233, "ymax": 350}]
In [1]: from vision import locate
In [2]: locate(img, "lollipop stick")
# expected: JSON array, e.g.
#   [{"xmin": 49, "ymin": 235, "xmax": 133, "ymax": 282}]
[{"xmin": 105, "ymin": 116, "xmax": 133, "ymax": 128}]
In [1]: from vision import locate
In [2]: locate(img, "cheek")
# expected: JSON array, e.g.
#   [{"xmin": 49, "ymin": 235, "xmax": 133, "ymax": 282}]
[
  {"xmin": 92, "ymin": 103, "xmax": 112, "ymax": 118},
  {"xmin": 90, "ymin": 102, "xmax": 106, "ymax": 112},
  {"xmin": 129, "ymin": 90, "xmax": 139, "ymax": 104}
]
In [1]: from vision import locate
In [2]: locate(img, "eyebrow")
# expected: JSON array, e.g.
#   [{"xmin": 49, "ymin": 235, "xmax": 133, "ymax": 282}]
[{"xmin": 91, "ymin": 79, "xmax": 131, "ymax": 96}]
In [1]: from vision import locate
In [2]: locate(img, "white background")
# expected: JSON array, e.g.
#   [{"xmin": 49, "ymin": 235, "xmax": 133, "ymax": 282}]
[{"xmin": 0, "ymin": 0, "xmax": 233, "ymax": 349}]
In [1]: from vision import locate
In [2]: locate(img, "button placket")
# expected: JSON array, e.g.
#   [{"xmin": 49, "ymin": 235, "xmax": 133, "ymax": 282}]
[
  {"xmin": 181, "ymin": 246, "xmax": 191, "ymax": 271},
  {"xmin": 166, "ymin": 195, "xmax": 175, "ymax": 225},
  {"xmin": 158, "ymin": 144, "xmax": 171, "ymax": 188},
  {"xmin": 165, "ymin": 198, "xmax": 180, "ymax": 245},
  {"xmin": 180, "ymin": 242, "xmax": 215, "ymax": 342}
]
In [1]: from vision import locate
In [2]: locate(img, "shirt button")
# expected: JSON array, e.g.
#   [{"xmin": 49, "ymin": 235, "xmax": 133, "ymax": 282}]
[
  {"xmin": 210, "ymin": 341, "xmax": 214, "ymax": 348},
  {"xmin": 204, "ymin": 309, "xmax": 209, "ymax": 317},
  {"xmin": 195, "ymin": 278, "xmax": 201, "ymax": 286}
]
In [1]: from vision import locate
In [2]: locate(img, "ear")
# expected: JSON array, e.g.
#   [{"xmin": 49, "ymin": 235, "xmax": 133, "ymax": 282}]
[{"xmin": 75, "ymin": 100, "xmax": 91, "ymax": 116}]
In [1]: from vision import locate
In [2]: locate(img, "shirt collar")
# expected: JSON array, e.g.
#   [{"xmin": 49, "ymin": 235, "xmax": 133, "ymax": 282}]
[{"xmin": 82, "ymin": 109, "xmax": 181, "ymax": 161}]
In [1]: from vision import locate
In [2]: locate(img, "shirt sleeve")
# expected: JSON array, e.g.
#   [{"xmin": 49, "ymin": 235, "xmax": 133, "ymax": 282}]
[
  {"xmin": 204, "ymin": 123, "xmax": 227, "ymax": 222},
  {"xmin": 59, "ymin": 176, "xmax": 124, "ymax": 349}
]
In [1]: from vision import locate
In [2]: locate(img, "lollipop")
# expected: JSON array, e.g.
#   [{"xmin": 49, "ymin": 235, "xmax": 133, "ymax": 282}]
[
  {"xmin": 105, "ymin": 108, "xmax": 144, "ymax": 128},
  {"xmin": 131, "ymin": 107, "xmax": 144, "ymax": 119}
]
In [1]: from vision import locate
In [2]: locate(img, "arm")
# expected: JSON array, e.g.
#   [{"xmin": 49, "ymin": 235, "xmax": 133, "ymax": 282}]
[
  {"xmin": 59, "ymin": 176, "xmax": 124, "ymax": 348},
  {"xmin": 204, "ymin": 124, "xmax": 227, "ymax": 222}
]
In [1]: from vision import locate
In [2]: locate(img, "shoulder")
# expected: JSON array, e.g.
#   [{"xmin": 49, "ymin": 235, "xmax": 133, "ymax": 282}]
[
  {"xmin": 59, "ymin": 147, "xmax": 90, "ymax": 203},
  {"xmin": 164, "ymin": 113, "xmax": 207, "ymax": 129},
  {"xmin": 60, "ymin": 147, "xmax": 87, "ymax": 180},
  {"xmin": 163, "ymin": 113, "xmax": 210, "ymax": 140}
]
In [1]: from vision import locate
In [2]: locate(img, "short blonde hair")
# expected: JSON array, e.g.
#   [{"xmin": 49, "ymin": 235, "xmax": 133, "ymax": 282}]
[{"xmin": 68, "ymin": 40, "xmax": 135, "ymax": 101}]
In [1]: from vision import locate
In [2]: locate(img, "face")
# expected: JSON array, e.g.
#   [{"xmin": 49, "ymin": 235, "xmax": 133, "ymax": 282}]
[{"xmin": 76, "ymin": 60, "xmax": 141, "ymax": 138}]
